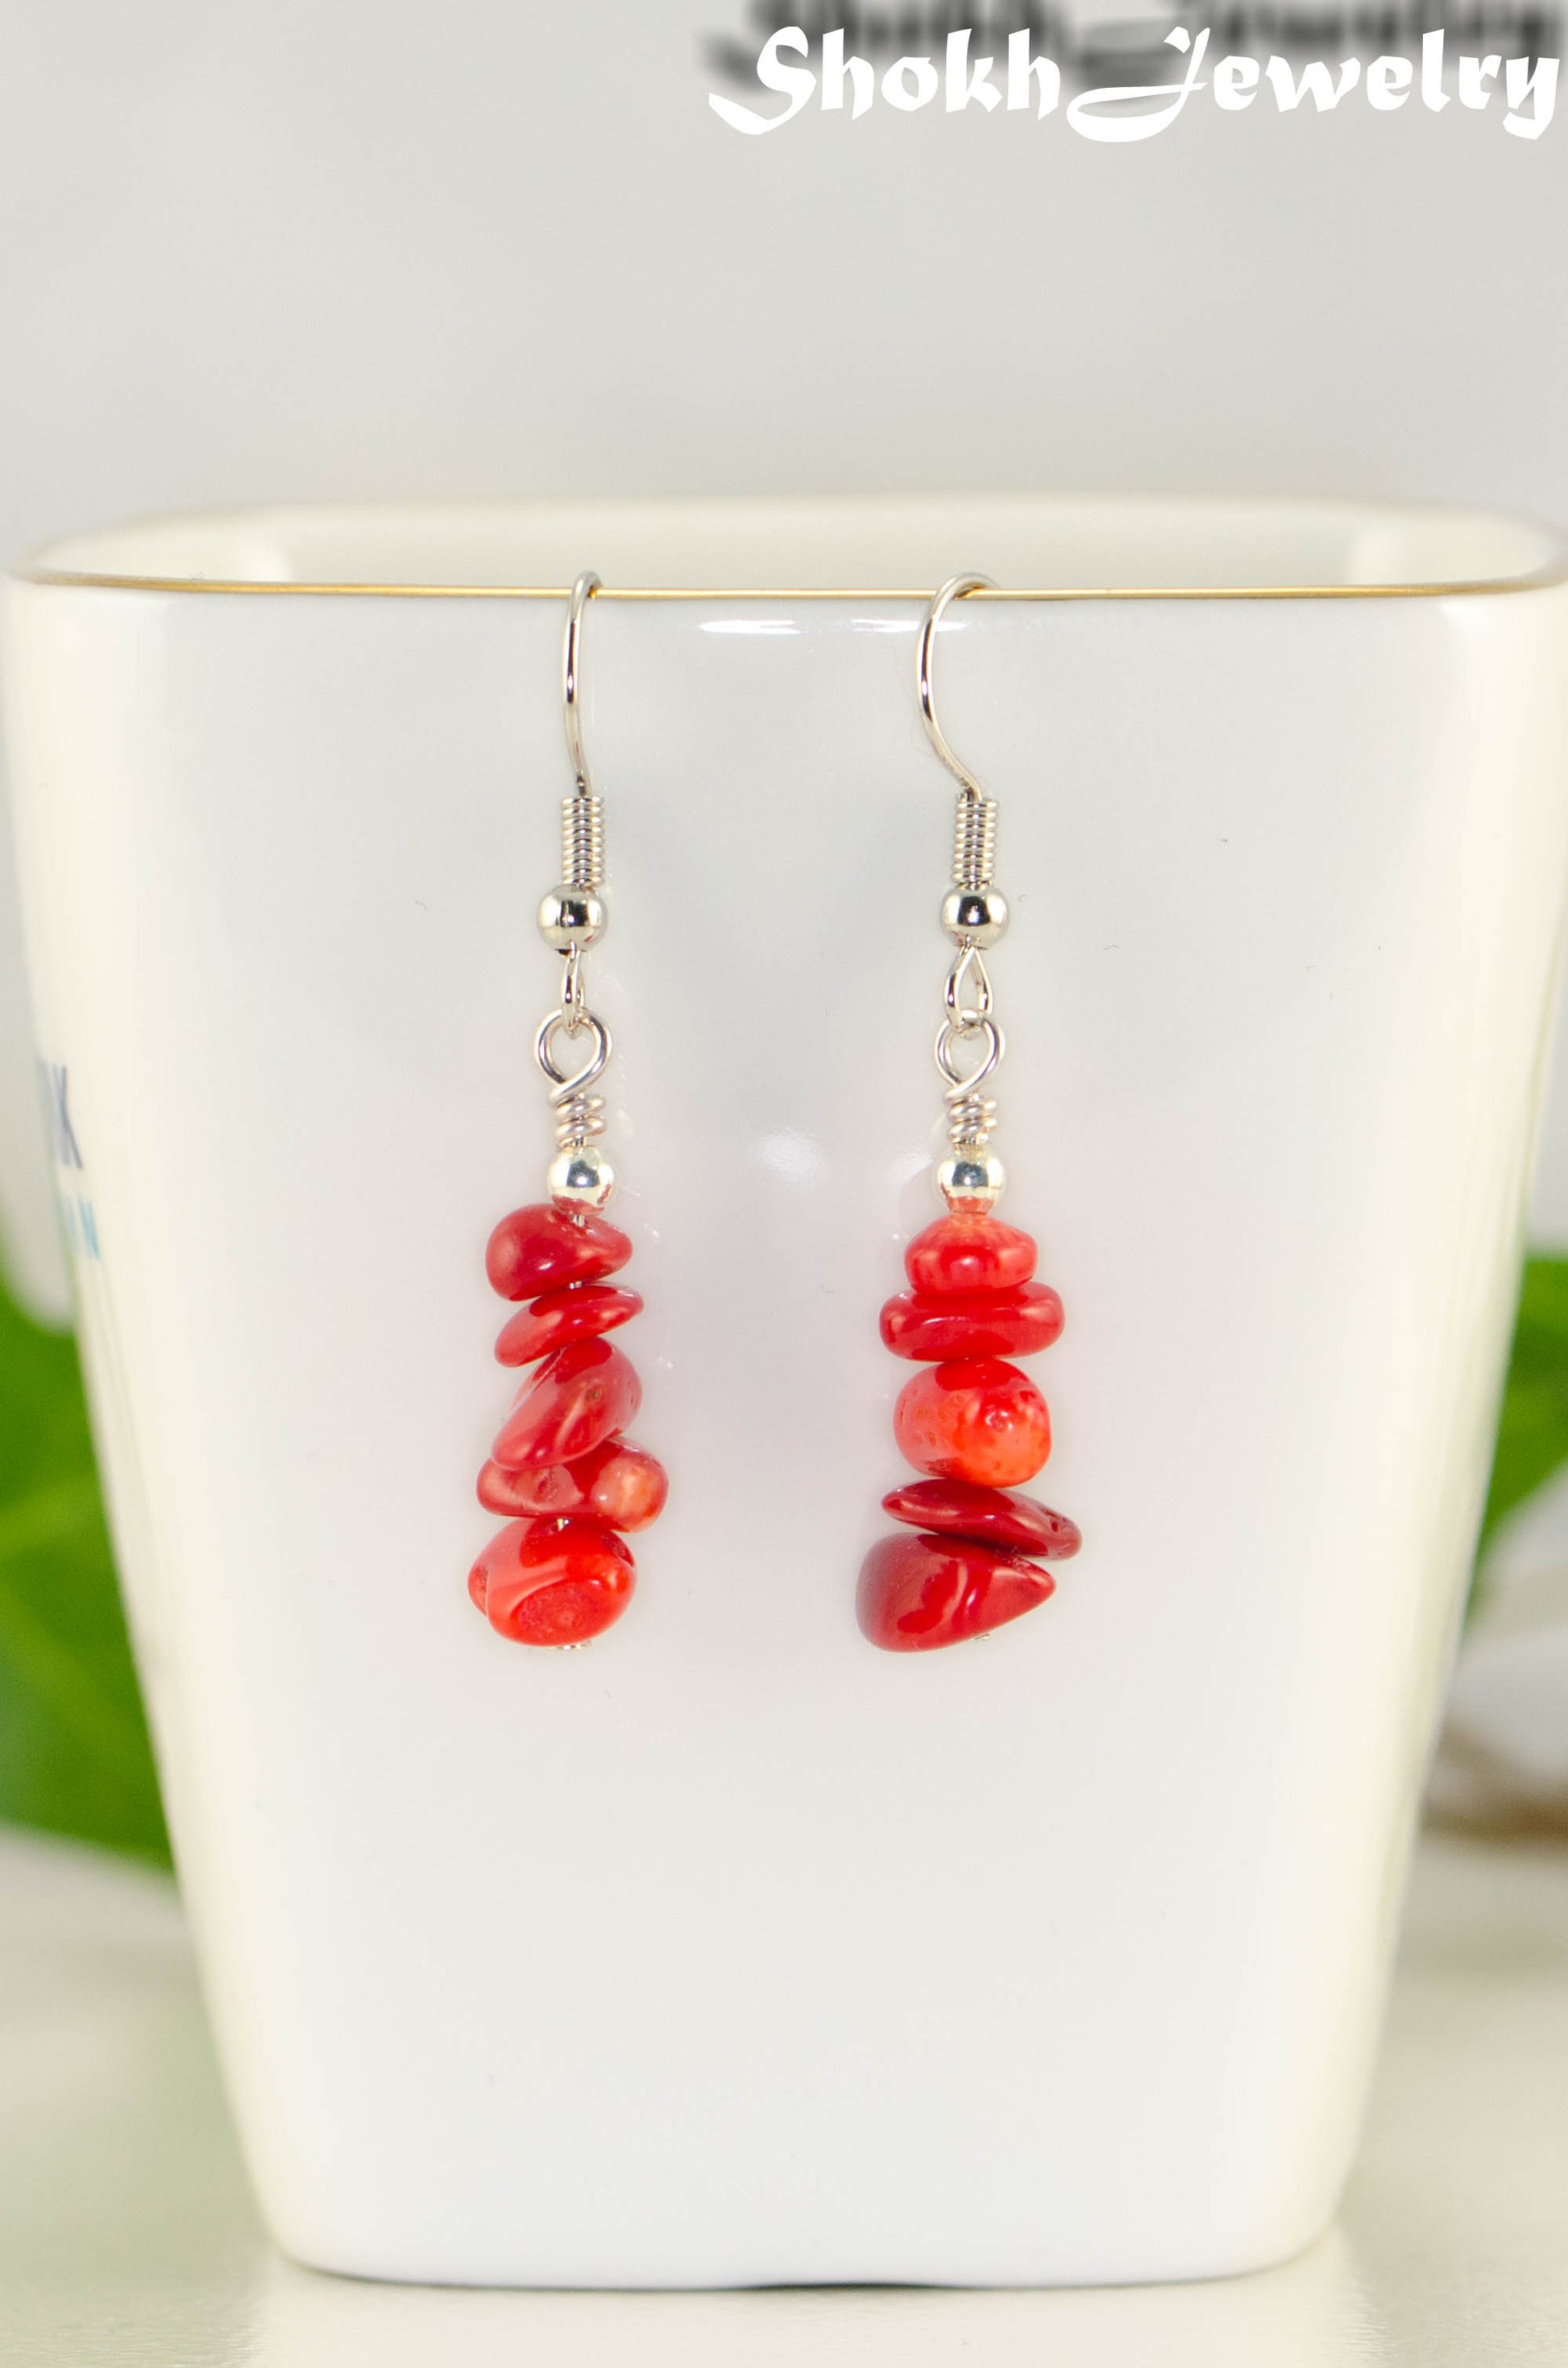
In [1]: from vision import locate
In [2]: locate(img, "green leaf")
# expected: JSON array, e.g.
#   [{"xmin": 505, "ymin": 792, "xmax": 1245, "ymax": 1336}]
[
  {"xmin": 0, "ymin": 1269, "xmax": 168, "ymax": 1864},
  {"xmin": 1479, "ymin": 1254, "xmax": 1568, "ymax": 1556}
]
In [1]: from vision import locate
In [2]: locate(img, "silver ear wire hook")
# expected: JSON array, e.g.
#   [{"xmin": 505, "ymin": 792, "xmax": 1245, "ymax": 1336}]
[
  {"xmin": 562, "ymin": 568, "xmax": 601, "ymax": 796},
  {"xmin": 534, "ymin": 569, "xmax": 612, "ymax": 1207},
  {"xmin": 918, "ymin": 572, "xmax": 1010, "ymax": 1213},
  {"xmin": 916, "ymin": 572, "xmax": 996, "ymax": 800}
]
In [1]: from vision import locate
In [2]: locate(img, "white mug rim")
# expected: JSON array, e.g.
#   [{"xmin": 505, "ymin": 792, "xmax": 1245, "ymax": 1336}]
[{"xmin": 13, "ymin": 491, "xmax": 1567, "ymax": 604}]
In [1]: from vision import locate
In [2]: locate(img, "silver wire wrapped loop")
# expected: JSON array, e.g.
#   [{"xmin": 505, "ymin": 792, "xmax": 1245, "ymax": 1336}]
[
  {"xmin": 935, "ymin": 1012, "xmax": 1003, "ymax": 1102},
  {"xmin": 945, "ymin": 1091, "xmax": 999, "ymax": 1150},
  {"xmin": 936, "ymin": 1016, "xmax": 1004, "ymax": 1170},
  {"xmin": 534, "ymin": 1006, "xmax": 610, "ymax": 1094},
  {"xmin": 534, "ymin": 1007, "xmax": 611, "ymax": 1150},
  {"xmin": 552, "ymin": 1095, "xmax": 608, "ymax": 1153}
]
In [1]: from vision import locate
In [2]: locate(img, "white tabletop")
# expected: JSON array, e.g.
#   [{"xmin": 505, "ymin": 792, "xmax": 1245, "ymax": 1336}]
[{"xmin": 1, "ymin": 1825, "xmax": 1564, "ymax": 2366}]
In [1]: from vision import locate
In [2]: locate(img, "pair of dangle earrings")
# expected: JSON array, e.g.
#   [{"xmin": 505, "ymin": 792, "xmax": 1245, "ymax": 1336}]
[{"xmin": 467, "ymin": 574, "xmax": 1081, "ymax": 1653}]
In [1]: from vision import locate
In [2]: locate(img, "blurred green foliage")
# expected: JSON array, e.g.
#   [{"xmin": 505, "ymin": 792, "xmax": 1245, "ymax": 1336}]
[
  {"xmin": 0, "ymin": 1272, "xmax": 168, "ymax": 1863},
  {"xmin": 0, "ymin": 1257, "xmax": 1566, "ymax": 1867},
  {"xmin": 1479, "ymin": 1256, "xmax": 1568, "ymax": 1556}
]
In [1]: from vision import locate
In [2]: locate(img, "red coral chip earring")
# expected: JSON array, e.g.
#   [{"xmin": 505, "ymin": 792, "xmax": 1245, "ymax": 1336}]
[
  {"xmin": 858, "ymin": 576, "xmax": 1081, "ymax": 1654},
  {"xmin": 469, "ymin": 572, "xmax": 666, "ymax": 1648}
]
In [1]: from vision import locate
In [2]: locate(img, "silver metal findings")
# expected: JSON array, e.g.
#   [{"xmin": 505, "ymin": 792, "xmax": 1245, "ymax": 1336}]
[
  {"xmin": 560, "ymin": 778, "xmax": 605, "ymax": 891},
  {"xmin": 917, "ymin": 573, "xmax": 993, "ymax": 800},
  {"xmin": 919, "ymin": 571, "xmax": 1009, "ymax": 1213},
  {"xmin": 535, "ymin": 570, "xmax": 615, "ymax": 1211}
]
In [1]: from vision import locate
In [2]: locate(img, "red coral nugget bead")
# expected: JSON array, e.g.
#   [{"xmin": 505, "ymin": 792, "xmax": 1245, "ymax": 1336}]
[
  {"xmin": 477, "ymin": 1436, "xmax": 668, "ymax": 1532},
  {"xmin": 492, "ymin": 1337, "xmax": 641, "ymax": 1470},
  {"xmin": 495, "ymin": 1282, "xmax": 643, "ymax": 1366},
  {"xmin": 893, "ymin": 1356, "xmax": 1051, "ymax": 1489},
  {"xmin": 572, "ymin": 1439, "xmax": 668, "ymax": 1532},
  {"xmin": 858, "ymin": 1530, "xmax": 1055, "ymax": 1651},
  {"xmin": 904, "ymin": 1213, "xmax": 1037, "ymax": 1297},
  {"xmin": 469, "ymin": 1516, "xmax": 635, "ymax": 1647},
  {"xmin": 881, "ymin": 1478, "xmax": 1081, "ymax": 1560},
  {"xmin": 485, "ymin": 1203, "xmax": 632, "ymax": 1301},
  {"xmin": 880, "ymin": 1281, "xmax": 1064, "ymax": 1362}
]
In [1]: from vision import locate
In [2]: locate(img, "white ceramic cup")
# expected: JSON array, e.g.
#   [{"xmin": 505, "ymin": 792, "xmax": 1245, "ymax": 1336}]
[{"xmin": 6, "ymin": 496, "xmax": 1566, "ymax": 2288}]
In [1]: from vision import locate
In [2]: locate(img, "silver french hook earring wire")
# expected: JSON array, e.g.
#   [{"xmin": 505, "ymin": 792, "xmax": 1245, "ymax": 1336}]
[
  {"xmin": 563, "ymin": 567, "xmax": 601, "ymax": 796},
  {"xmin": 917, "ymin": 571, "xmax": 996, "ymax": 800},
  {"xmin": 533, "ymin": 569, "xmax": 613, "ymax": 1208},
  {"xmin": 919, "ymin": 572, "xmax": 1010, "ymax": 1215}
]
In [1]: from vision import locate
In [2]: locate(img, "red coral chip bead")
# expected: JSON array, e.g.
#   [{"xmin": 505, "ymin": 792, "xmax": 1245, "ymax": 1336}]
[
  {"xmin": 893, "ymin": 1357, "xmax": 1051, "ymax": 1489},
  {"xmin": 495, "ymin": 1282, "xmax": 643, "ymax": 1367},
  {"xmin": 879, "ymin": 1282, "xmax": 1064, "ymax": 1362},
  {"xmin": 469, "ymin": 1516, "xmax": 635, "ymax": 1647},
  {"xmin": 477, "ymin": 1458, "xmax": 569, "ymax": 1518},
  {"xmin": 903, "ymin": 1213, "xmax": 1037, "ymax": 1298},
  {"xmin": 477, "ymin": 1436, "xmax": 668, "ymax": 1532},
  {"xmin": 881, "ymin": 1478, "xmax": 1081, "ymax": 1560},
  {"xmin": 491, "ymin": 1337, "xmax": 641, "ymax": 1470},
  {"xmin": 485, "ymin": 1203, "xmax": 633, "ymax": 1301},
  {"xmin": 857, "ymin": 1530, "xmax": 1054, "ymax": 1651},
  {"xmin": 578, "ymin": 1439, "xmax": 669, "ymax": 1532}
]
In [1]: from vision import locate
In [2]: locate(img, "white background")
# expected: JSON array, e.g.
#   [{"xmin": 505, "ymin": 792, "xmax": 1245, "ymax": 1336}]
[{"xmin": 3, "ymin": 1, "xmax": 1568, "ymax": 1307}]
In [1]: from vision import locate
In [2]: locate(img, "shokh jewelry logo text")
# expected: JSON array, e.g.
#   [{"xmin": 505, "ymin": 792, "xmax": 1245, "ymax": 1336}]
[{"xmin": 708, "ymin": 17, "xmax": 1558, "ymax": 135}]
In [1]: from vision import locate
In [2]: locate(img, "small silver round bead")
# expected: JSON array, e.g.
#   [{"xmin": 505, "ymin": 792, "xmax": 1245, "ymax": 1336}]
[
  {"xmin": 941, "ymin": 886, "xmax": 1009, "ymax": 947},
  {"xmin": 939, "ymin": 1147, "xmax": 1006, "ymax": 1211},
  {"xmin": 537, "ymin": 887, "xmax": 605, "ymax": 950},
  {"xmin": 548, "ymin": 1143, "xmax": 616, "ymax": 1211}
]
